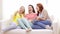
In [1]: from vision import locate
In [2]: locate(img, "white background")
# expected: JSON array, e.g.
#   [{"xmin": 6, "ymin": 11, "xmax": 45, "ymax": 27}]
[{"xmin": 2, "ymin": 0, "xmax": 60, "ymax": 21}]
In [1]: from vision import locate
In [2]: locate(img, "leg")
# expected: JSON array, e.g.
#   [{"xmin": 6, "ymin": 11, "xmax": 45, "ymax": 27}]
[
  {"xmin": 33, "ymin": 20, "xmax": 52, "ymax": 29},
  {"xmin": 2, "ymin": 23, "xmax": 18, "ymax": 32},
  {"xmin": 21, "ymin": 18, "xmax": 32, "ymax": 28},
  {"xmin": 16, "ymin": 26, "xmax": 21, "ymax": 29},
  {"xmin": 32, "ymin": 20, "xmax": 38, "ymax": 25},
  {"xmin": 32, "ymin": 25, "xmax": 44, "ymax": 29},
  {"xmin": 40, "ymin": 20, "xmax": 51, "ymax": 26},
  {"xmin": 33, "ymin": 22, "xmax": 46, "ymax": 29},
  {"xmin": 18, "ymin": 19, "xmax": 27, "ymax": 29}
]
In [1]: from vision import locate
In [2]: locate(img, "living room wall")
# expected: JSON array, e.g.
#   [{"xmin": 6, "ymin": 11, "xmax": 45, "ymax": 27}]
[{"xmin": 0, "ymin": 0, "xmax": 2, "ymax": 20}]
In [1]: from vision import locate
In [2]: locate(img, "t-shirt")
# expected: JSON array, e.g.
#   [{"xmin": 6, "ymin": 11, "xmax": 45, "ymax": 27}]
[
  {"xmin": 25, "ymin": 13, "xmax": 37, "ymax": 20},
  {"xmin": 13, "ymin": 13, "xmax": 24, "ymax": 25}
]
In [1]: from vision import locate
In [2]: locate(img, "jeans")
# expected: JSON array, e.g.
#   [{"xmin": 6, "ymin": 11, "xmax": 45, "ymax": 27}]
[
  {"xmin": 33, "ymin": 20, "xmax": 51, "ymax": 29},
  {"xmin": 31, "ymin": 25, "xmax": 44, "ymax": 29},
  {"xmin": 17, "ymin": 18, "xmax": 43, "ymax": 29},
  {"xmin": 18, "ymin": 18, "xmax": 32, "ymax": 29}
]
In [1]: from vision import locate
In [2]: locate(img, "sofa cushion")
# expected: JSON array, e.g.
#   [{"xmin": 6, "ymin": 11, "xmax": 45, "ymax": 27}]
[{"xmin": 5, "ymin": 29, "xmax": 53, "ymax": 34}]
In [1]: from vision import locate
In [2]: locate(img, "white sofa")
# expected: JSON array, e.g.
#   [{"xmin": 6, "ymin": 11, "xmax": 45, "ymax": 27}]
[{"xmin": 1, "ymin": 16, "xmax": 59, "ymax": 34}]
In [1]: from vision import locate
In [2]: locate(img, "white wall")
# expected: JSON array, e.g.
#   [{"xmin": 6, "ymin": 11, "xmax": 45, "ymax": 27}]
[
  {"xmin": 0, "ymin": 0, "xmax": 2, "ymax": 20},
  {"xmin": 47, "ymin": 0, "xmax": 60, "ymax": 20},
  {"xmin": 2, "ymin": 0, "xmax": 47, "ymax": 21}
]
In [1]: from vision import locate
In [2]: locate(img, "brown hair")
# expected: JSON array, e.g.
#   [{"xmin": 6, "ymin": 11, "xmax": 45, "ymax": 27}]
[
  {"xmin": 29, "ymin": 5, "xmax": 35, "ymax": 13},
  {"xmin": 37, "ymin": 3, "xmax": 44, "ymax": 16}
]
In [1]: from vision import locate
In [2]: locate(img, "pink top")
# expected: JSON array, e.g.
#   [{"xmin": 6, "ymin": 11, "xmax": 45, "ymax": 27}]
[{"xmin": 25, "ymin": 13, "xmax": 37, "ymax": 20}]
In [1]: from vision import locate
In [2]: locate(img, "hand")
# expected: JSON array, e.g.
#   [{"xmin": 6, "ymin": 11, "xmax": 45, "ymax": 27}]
[
  {"xmin": 29, "ymin": 20, "xmax": 33, "ymax": 22},
  {"xmin": 36, "ymin": 16, "xmax": 40, "ymax": 20}
]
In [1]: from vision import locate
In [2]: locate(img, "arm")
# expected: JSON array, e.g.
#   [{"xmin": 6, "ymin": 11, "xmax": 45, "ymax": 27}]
[
  {"xmin": 24, "ymin": 14, "xmax": 29, "ymax": 20},
  {"xmin": 11, "ymin": 11, "xmax": 18, "ymax": 20},
  {"xmin": 36, "ymin": 10, "xmax": 48, "ymax": 20},
  {"xmin": 40, "ymin": 10, "xmax": 48, "ymax": 20}
]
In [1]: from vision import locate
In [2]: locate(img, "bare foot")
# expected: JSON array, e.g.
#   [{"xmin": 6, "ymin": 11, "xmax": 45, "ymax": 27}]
[
  {"xmin": 26, "ymin": 28, "xmax": 32, "ymax": 32},
  {"xmin": 46, "ymin": 25, "xmax": 51, "ymax": 29}
]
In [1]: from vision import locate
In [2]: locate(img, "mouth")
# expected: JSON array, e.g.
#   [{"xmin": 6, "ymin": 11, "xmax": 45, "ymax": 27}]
[{"xmin": 29, "ymin": 10, "xmax": 31, "ymax": 11}]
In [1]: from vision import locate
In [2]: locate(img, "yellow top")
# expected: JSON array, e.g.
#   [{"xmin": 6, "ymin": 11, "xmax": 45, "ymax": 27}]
[{"xmin": 12, "ymin": 12, "xmax": 24, "ymax": 25}]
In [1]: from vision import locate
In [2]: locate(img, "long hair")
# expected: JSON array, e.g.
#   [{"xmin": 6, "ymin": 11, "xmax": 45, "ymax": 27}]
[
  {"xmin": 22, "ymin": 7, "xmax": 25, "ymax": 16},
  {"xmin": 37, "ymin": 3, "xmax": 44, "ymax": 16},
  {"xmin": 14, "ymin": 6, "xmax": 25, "ymax": 16},
  {"xmin": 29, "ymin": 5, "xmax": 35, "ymax": 13},
  {"xmin": 20, "ymin": 6, "xmax": 25, "ymax": 16}
]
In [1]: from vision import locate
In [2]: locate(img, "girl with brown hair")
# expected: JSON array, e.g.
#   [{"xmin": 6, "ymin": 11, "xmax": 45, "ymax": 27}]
[{"xmin": 33, "ymin": 3, "xmax": 52, "ymax": 29}]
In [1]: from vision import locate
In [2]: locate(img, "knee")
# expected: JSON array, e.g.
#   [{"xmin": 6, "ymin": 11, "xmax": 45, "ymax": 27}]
[
  {"xmin": 33, "ymin": 21, "xmax": 39, "ymax": 25},
  {"xmin": 33, "ymin": 22, "xmax": 37, "ymax": 25},
  {"xmin": 17, "ymin": 19, "xmax": 21, "ymax": 21},
  {"xmin": 49, "ymin": 22, "xmax": 52, "ymax": 26},
  {"xmin": 17, "ymin": 19, "xmax": 23, "ymax": 23},
  {"xmin": 46, "ymin": 21, "xmax": 52, "ymax": 26}
]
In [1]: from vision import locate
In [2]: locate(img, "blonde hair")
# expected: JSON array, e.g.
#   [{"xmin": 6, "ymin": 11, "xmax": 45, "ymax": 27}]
[
  {"xmin": 20, "ymin": 6, "xmax": 25, "ymax": 16},
  {"xmin": 14, "ymin": 6, "xmax": 25, "ymax": 16}
]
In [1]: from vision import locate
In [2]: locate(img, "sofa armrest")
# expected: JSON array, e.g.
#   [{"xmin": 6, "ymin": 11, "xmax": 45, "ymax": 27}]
[{"xmin": 52, "ymin": 21, "xmax": 59, "ymax": 34}]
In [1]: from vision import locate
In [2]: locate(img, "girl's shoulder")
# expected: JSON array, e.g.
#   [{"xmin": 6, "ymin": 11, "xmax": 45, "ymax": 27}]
[{"xmin": 42, "ymin": 9, "xmax": 47, "ymax": 13}]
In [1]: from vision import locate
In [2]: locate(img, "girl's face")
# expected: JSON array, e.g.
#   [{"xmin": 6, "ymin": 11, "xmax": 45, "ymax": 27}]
[
  {"xmin": 28, "ymin": 6, "xmax": 33, "ymax": 13},
  {"xmin": 19, "ymin": 6, "xmax": 25, "ymax": 14},
  {"xmin": 36, "ymin": 6, "xmax": 39, "ymax": 11}
]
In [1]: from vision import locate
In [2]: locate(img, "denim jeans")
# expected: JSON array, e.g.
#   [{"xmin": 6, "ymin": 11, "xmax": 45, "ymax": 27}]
[
  {"xmin": 17, "ymin": 18, "xmax": 32, "ymax": 29},
  {"xmin": 33, "ymin": 20, "xmax": 51, "ymax": 29}
]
